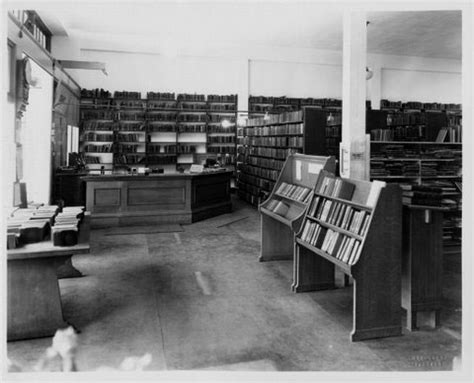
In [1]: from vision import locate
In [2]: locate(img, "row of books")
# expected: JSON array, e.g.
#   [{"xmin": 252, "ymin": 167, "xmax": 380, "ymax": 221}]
[
  {"xmin": 380, "ymin": 99, "xmax": 462, "ymax": 111},
  {"xmin": 209, "ymin": 104, "xmax": 237, "ymax": 111},
  {"xmin": 81, "ymin": 111, "xmax": 115, "ymax": 120},
  {"xmin": 244, "ymin": 124, "xmax": 304, "ymax": 137},
  {"xmin": 114, "ymin": 91, "xmax": 141, "ymax": 100},
  {"xmin": 265, "ymin": 199, "xmax": 290, "ymax": 217},
  {"xmin": 436, "ymin": 126, "xmax": 462, "ymax": 143},
  {"xmin": 85, "ymin": 101, "xmax": 236, "ymax": 112},
  {"xmin": 177, "ymin": 94, "xmax": 206, "ymax": 102},
  {"xmin": 84, "ymin": 156, "xmax": 101, "ymax": 164},
  {"xmin": 82, "ymin": 132, "xmax": 114, "ymax": 142},
  {"xmin": 81, "ymin": 88, "xmax": 111, "ymax": 99},
  {"xmin": 386, "ymin": 112, "xmax": 426, "ymax": 126},
  {"xmin": 238, "ymin": 146, "xmax": 296, "ymax": 160},
  {"xmin": 249, "ymin": 96, "xmax": 342, "ymax": 107},
  {"xmin": 246, "ymin": 110, "xmax": 304, "ymax": 127},
  {"xmin": 208, "ymin": 126, "xmax": 236, "ymax": 133},
  {"xmin": 83, "ymin": 121, "xmax": 144, "ymax": 131},
  {"xmin": 237, "ymin": 163, "xmax": 280, "ymax": 181},
  {"xmin": 178, "ymin": 114, "xmax": 208, "ymax": 122},
  {"xmin": 83, "ymin": 144, "xmax": 113, "ymax": 153},
  {"xmin": 370, "ymin": 126, "xmax": 425, "ymax": 141},
  {"xmin": 238, "ymin": 173, "xmax": 274, "ymax": 192},
  {"xmin": 276, "ymin": 182, "xmax": 312, "ymax": 203},
  {"xmin": 117, "ymin": 133, "xmax": 142, "ymax": 142},
  {"xmin": 300, "ymin": 222, "xmax": 362, "ymax": 265},
  {"xmin": 147, "ymin": 101, "xmax": 176, "ymax": 110},
  {"xmin": 238, "ymin": 136, "xmax": 303, "ymax": 148},
  {"xmin": 371, "ymin": 161, "xmax": 418, "ymax": 177},
  {"xmin": 114, "ymin": 154, "xmax": 145, "ymax": 164},
  {"xmin": 208, "ymin": 136, "xmax": 235, "ymax": 144},
  {"xmin": 371, "ymin": 144, "xmax": 462, "ymax": 159},
  {"xmin": 115, "ymin": 144, "xmax": 143, "ymax": 153},
  {"xmin": 309, "ymin": 198, "xmax": 370, "ymax": 236},
  {"xmin": 147, "ymin": 92, "xmax": 175, "ymax": 101},
  {"xmin": 208, "ymin": 94, "xmax": 237, "ymax": 103},
  {"xmin": 82, "ymin": 90, "xmax": 236, "ymax": 103},
  {"xmin": 112, "ymin": 100, "xmax": 146, "ymax": 109},
  {"xmin": 207, "ymin": 146, "xmax": 236, "ymax": 154},
  {"xmin": 316, "ymin": 174, "xmax": 356, "ymax": 200},
  {"xmin": 178, "ymin": 125, "xmax": 206, "ymax": 133},
  {"xmin": 239, "ymin": 154, "xmax": 285, "ymax": 171},
  {"xmin": 179, "ymin": 103, "xmax": 208, "ymax": 111},
  {"xmin": 118, "ymin": 112, "xmax": 147, "ymax": 121}
]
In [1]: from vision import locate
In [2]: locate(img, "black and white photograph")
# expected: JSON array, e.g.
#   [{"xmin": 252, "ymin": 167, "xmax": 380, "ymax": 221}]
[{"xmin": 1, "ymin": 0, "xmax": 473, "ymax": 381}]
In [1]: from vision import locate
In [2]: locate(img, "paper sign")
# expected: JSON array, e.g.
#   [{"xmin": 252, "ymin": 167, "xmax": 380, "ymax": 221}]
[
  {"xmin": 308, "ymin": 163, "xmax": 323, "ymax": 174},
  {"xmin": 190, "ymin": 164, "xmax": 204, "ymax": 173},
  {"xmin": 295, "ymin": 160, "xmax": 302, "ymax": 181}
]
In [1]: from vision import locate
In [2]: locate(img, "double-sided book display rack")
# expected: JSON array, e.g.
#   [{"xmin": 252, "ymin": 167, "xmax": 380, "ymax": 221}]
[
  {"xmin": 293, "ymin": 170, "xmax": 403, "ymax": 341},
  {"xmin": 259, "ymin": 153, "xmax": 336, "ymax": 261}
]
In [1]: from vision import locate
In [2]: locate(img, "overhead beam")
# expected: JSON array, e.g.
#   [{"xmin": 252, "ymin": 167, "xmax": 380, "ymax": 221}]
[{"xmin": 57, "ymin": 60, "xmax": 108, "ymax": 75}]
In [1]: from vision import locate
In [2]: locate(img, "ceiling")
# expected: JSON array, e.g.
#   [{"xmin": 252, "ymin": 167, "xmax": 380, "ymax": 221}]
[{"xmin": 36, "ymin": 3, "xmax": 461, "ymax": 59}]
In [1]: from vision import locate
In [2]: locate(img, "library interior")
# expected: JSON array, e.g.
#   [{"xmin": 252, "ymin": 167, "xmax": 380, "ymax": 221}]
[{"xmin": 2, "ymin": 2, "xmax": 472, "ymax": 380}]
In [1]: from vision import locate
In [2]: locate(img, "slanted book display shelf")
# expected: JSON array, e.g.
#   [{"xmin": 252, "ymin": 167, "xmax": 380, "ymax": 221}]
[
  {"xmin": 293, "ymin": 170, "xmax": 403, "ymax": 341},
  {"xmin": 259, "ymin": 153, "xmax": 335, "ymax": 261}
]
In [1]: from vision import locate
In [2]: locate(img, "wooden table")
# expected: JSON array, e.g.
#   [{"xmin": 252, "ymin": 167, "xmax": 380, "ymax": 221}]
[{"xmin": 7, "ymin": 214, "xmax": 90, "ymax": 341}]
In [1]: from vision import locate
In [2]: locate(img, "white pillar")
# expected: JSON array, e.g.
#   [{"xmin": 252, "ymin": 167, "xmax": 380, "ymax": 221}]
[{"xmin": 340, "ymin": 10, "xmax": 370, "ymax": 180}]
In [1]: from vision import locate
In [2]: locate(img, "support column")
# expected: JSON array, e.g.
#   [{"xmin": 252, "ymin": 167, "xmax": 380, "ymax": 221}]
[{"xmin": 340, "ymin": 10, "xmax": 370, "ymax": 181}]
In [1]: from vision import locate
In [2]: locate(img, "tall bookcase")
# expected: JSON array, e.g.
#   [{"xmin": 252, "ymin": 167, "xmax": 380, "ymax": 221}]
[
  {"xmin": 259, "ymin": 154, "xmax": 335, "ymax": 261},
  {"xmin": 237, "ymin": 107, "xmax": 341, "ymax": 206},
  {"xmin": 248, "ymin": 96, "xmax": 343, "ymax": 119},
  {"xmin": 293, "ymin": 170, "xmax": 402, "ymax": 341},
  {"xmin": 79, "ymin": 90, "xmax": 237, "ymax": 174},
  {"xmin": 367, "ymin": 106, "xmax": 462, "ymax": 249}
]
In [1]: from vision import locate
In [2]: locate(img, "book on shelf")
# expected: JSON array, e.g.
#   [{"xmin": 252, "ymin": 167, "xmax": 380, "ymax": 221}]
[
  {"xmin": 316, "ymin": 174, "xmax": 356, "ymax": 201},
  {"xmin": 265, "ymin": 199, "xmax": 290, "ymax": 217},
  {"xmin": 435, "ymin": 127, "xmax": 448, "ymax": 143}
]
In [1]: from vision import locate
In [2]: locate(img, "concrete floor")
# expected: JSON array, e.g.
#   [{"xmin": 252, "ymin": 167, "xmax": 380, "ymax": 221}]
[{"xmin": 7, "ymin": 196, "xmax": 462, "ymax": 372}]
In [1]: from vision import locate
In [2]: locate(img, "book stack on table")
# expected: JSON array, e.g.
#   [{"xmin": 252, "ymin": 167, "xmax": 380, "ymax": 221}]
[
  {"xmin": 6, "ymin": 205, "xmax": 85, "ymax": 249},
  {"xmin": 52, "ymin": 207, "xmax": 85, "ymax": 247}
]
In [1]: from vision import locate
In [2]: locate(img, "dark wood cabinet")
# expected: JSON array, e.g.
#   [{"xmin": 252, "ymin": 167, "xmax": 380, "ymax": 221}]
[{"xmin": 402, "ymin": 205, "xmax": 444, "ymax": 330}]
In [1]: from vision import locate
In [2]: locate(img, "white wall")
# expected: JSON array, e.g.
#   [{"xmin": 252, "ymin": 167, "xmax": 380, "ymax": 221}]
[{"xmin": 54, "ymin": 33, "xmax": 462, "ymax": 108}]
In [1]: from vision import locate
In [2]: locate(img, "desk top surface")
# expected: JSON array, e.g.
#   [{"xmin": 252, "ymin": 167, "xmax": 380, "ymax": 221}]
[
  {"xmin": 7, "ymin": 214, "xmax": 91, "ymax": 261},
  {"xmin": 81, "ymin": 169, "xmax": 233, "ymax": 182}
]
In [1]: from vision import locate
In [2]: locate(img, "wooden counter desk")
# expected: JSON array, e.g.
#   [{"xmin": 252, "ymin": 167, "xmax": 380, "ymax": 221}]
[
  {"xmin": 82, "ymin": 170, "xmax": 232, "ymax": 227},
  {"xmin": 7, "ymin": 214, "xmax": 90, "ymax": 341}
]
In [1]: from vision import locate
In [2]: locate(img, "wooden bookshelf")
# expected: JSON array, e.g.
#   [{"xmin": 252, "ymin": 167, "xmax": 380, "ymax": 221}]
[
  {"xmin": 237, "ymin": 107, "xmax": 340, "ymax": 206},
  {"xmin": 293, "ymin": 170, "xmax": 402, "ymax": 341},
  {"xmin": 80, "ymin": 91, "xmax": 237, "ymax": 173},
  {"xmin": 259, "ymin": 154, "xmax": 335, "ymax": 261}
]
